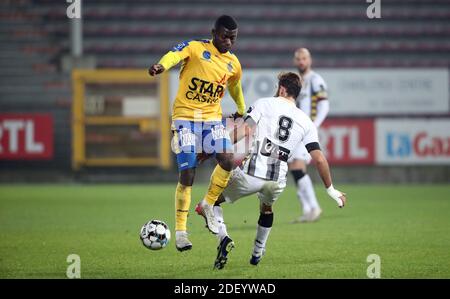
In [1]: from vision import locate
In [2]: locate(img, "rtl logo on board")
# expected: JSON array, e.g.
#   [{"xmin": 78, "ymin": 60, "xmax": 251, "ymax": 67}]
[
  {"xmin": 319, "ymin": 119, "xmax": 375, "ymax": 165},
  {"xmin": 0, "ymin": 114, "xmax": 53, "ymax": 160}
]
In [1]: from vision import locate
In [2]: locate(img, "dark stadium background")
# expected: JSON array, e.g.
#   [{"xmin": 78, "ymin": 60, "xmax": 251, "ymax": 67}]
[
  {"xmin": 1, "ymin": 0, "xmax": 448, "ymax": 183},
  {"xmin": 0, "ymin": 0, "xmax": 449, "ymax": 279}
]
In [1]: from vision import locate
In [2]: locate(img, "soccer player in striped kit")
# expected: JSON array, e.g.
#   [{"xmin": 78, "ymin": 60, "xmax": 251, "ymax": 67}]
[
  {"xmin": 208, "ymin": 72, "xmax": 346, "ymax": 269},
  {"xmin": 289, "ymin": 48, "xmax": 330, "ymax": 223}
]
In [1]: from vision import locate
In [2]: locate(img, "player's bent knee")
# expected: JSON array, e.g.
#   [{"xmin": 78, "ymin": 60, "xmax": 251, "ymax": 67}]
[
  {"xmin": 289, "ymin": 159, "xmax": 307, "ymax": 172},
  {"xmin": 179, "ymin": 168, "xmax": 196, "ymax": 186},
  {"xmin": 259, "ymin": 181, "xmax": 281, "ymax": 207},
  {"xmin": 216, "ymin": 153, "xmax": 234, "ymax": 171}
]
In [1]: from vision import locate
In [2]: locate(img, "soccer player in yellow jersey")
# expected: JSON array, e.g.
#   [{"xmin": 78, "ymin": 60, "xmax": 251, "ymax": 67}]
[{"xmin": 149, "ymin": 15, "xmax": 246, "ymax": 251}]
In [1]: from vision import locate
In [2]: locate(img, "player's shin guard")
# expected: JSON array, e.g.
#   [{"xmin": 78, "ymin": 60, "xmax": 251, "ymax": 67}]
[
  {"xmin": 175, "ymin": 183, "xmax": 192, "ymax": 231},
  {"xmin": 253, "ymin": 212, "xmax": 273, "ymax": 257},
  {"xmin": 205, "ymin": 165, "xmax": 231, "ymax": 205}
]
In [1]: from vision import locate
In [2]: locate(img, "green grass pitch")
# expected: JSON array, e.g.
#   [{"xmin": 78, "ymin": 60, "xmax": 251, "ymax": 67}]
[{"xmin": 0, "ymin": 184, "xmax": 449, "ymax": 278}]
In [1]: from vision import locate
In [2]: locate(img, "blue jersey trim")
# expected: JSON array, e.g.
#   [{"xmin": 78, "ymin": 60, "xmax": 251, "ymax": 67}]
[
  {"xmin": 170, "ymin": 39, "xmax": 210, "ymax": 52},
  {"xmin": 171, "ymin": 40, "xmax": 191, "ymax": 52}
]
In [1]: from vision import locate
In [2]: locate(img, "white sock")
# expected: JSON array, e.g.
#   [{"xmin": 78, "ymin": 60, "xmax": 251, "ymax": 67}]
[
  {"xmin": 175, "ymin": 230, "xmax": 187, "ymax": 238},
  {"xmin": 297, "ymin": 176, "xmax": 312, "ymax": 214},
  {"xmin": 298, "ymin": 174, "xmax": 320, "ymax": 213},
  {"xmin": 213, "ymin": 205, "xmax": 228, "ymax": 242},
  {"xmin": 253, "ymin": 225, "xmax": 271, "ymax": 257}
]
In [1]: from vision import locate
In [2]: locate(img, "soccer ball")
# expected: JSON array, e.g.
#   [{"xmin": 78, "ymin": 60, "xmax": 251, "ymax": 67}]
[{"xmin": 140, "ymin": 220, "xmax": 171, "ymax": 250}]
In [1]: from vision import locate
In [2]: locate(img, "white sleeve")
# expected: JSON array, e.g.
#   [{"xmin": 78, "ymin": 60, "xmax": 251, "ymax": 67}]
[
  {"xmin": 313, "ymin": 100, "xmax": 329, "ymax": 128},
  {"xmin": 245, "ymin": 98, "xmax": 265, "ymax": 124},
  {"xmin": 303, "ymin": 119, "xmax": 320, "ymax": 148}
]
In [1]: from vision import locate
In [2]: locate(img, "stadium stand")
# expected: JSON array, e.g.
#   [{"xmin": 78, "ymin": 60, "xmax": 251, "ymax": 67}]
[
  {"xmin": 0, "ymin": 0, "xmax": 72, "ymax": 171},
  {"xmin": 0, "ymin": 0, "xmax": 449, "ymax": 177},
  {"xmin": 38, "ymin": 0, "xmax": 450, "ymax": 68}
]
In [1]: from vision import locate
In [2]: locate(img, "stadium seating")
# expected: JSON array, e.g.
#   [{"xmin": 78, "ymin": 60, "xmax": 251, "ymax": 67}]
[
  {"xmin": 10, "ymin": 0, "xmax": 449, "ymax": 68},
  {"xmin": 1, "ymin": 0, "xmax": 449, "ymax": 170}
]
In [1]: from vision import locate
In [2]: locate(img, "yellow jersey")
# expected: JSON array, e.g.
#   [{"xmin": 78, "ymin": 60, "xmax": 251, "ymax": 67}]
[{"xmin": 158, "ymin": 39, "xmax": 245, "ymax": 121}]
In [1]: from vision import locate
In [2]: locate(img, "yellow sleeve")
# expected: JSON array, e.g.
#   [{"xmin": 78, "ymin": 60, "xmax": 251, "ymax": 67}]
[
  {"xmin": 228, "ymin": 61, "xmax": 245, "ymax": 115},
  {"xmin": 228, "ymin": 79, "xmax": 246, "ymax": 115},
  {"xmin": 157, "ymin": 41, "xmax": 193, "ymax": 70}
]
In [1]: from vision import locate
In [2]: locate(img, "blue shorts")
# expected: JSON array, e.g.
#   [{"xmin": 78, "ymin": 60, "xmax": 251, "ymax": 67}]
[{"xmin": 172, "ymin": 120, "xmax": 232, "ymax": 171}]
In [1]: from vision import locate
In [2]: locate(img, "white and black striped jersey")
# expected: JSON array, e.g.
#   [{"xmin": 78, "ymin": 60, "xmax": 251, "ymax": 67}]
[
  {"xmin": 241, "ymin": 96, "xmax": 320, "ymax": 182},
  {"xmin": 296, "ymin": 71, "xmax": 328, "ymax": 122}
]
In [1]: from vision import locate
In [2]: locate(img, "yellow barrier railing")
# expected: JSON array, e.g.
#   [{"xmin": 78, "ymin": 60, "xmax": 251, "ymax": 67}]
[{"xmin": 71, "ymin": 69, "xmax": 171, "ymax": 170}]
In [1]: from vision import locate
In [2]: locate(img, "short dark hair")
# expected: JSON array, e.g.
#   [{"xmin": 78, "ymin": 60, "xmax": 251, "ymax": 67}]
[
  {"xmin": 278, "ymin": 72, "xmax": 302, "ymax": 98},
  {"xmin": 214, "ymin": 15, "xmax": 238, "ymax": 30}
]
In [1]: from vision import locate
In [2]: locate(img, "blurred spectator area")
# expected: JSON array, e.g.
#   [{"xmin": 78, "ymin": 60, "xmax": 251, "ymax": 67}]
[
  {"xmin": 2, "ymin": 0, "xmax": 450, "ymax": 69},
  {"xmin": 0, "ymin": 0, "xmax": 449, "ymax": 178}
]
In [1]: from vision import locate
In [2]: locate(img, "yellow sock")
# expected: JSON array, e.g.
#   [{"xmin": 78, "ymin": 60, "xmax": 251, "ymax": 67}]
[
  {"xmin": 175, "ymin": 183, "xmax": 192, "ymax": 231},
  {"xmin": 205, "ymin": 164, "xmax": 231, "ymax": 205}
]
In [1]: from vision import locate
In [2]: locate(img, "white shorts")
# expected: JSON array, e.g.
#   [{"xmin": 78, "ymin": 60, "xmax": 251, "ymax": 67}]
[
  {"xmin": 222, "ymin": 167, "xmax": 286, "ymax": 206},
  {"xmin": 288, "ymin": 142, "xmax": 312, "ymax": 164}
]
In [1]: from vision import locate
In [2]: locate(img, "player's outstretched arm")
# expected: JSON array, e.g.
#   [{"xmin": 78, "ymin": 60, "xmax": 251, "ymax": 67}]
[
  {"xmin": 149, "ymin": 45, "xmax": 187, "ymax": 76},
  {"xmin": 228, "ymin": 79, "xmax": 246, "ymax": 117},
  {"xmin": 309, "ymin": 149, "xmax": 347, "ymax": 208}
]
